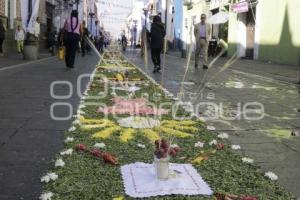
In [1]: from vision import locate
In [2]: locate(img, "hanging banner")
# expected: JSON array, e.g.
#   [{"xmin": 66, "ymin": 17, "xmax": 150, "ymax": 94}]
[
  {"xmin": 20, "ymin": 0, "xmax": 29, "ymax": 31},
  {"xmin": 20, "ymin": 0, "xmax": 40, "ymax": 33},
  {"xmin": 232, "ymin": 1, "xmax": 249, "ymax": 13},
  {"xmin": 165, "ymin": 0, "xmax": 174, "ymax": 42}
]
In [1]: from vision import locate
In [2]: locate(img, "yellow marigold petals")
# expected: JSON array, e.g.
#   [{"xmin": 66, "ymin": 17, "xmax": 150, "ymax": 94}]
[
  {"xmin": 155, "ymin": 127, "xmax": 192, "ymax": 138},
  {"xmin": 141, "ymin": 129, "xmax": 160, "ymax": 142},
  {"xmin": 120, "ymin": 128, "xmax": 135, "ymax": 142},
  {"xmin": 92, "ymin": 126, "xmax": 121, "ymax": 139},
  {"xmin": 163, "ymin": 124, "xmax": 198, "ymax": 133}
]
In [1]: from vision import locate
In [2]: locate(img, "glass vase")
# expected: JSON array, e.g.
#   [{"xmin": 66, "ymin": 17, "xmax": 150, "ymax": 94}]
[{"xmin": 154, "ymin": 155, "xmax": 170, "ymax": 180}]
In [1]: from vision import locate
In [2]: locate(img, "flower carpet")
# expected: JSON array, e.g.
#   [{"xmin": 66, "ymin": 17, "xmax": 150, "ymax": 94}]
[{"xmin": 41, "ymin": 46, "xmax": 293, "ymax": 200}]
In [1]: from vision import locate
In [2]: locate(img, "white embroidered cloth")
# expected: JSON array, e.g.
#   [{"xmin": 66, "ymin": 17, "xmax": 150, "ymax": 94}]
[{"xmin": 121, "ymin": 162, "xmax": 213, "ymax": 198}]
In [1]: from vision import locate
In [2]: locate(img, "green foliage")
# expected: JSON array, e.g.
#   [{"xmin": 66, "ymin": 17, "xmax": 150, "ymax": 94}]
[{"xmin": 43, "ymin": 53, "xmax": 293, "ymax": 200}]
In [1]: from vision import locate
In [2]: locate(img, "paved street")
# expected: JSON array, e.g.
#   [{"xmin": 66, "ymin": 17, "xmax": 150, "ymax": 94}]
[
  {"xmin": 0, "ymin": 48, "xmax": 299, "ymax": 199},
  {"xmin": 0, "ymin": 53, "xmax": 98, "ymax": 199},
  {"xmin": 126, "ymin": 48, "xmax": 300, "ymax": 197}
]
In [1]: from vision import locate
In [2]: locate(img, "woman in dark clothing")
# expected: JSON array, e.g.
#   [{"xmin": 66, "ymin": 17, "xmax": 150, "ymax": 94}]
[
  {"xmin": 64, "ymin": 10, "xmax": 81, "ymax": 69},
  {"xmin": 0, "ymin": 20, "xmax": 6, "ymax": 56},
  {"xmin": 150, "ymin": 15, "xmax": 165, "ymax": 73}
]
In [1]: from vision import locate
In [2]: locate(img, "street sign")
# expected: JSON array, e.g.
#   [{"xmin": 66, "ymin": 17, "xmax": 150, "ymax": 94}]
[{"xmin": 231, "ymin": 1, "xmax": 249, "ymax": 13}]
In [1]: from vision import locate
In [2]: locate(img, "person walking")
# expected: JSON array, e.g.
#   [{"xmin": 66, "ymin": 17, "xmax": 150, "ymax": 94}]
[
  {"xmin": 0, "ymin": 20, "xmax": 6, "ymax": 57},
  {"xmin": 80, "ymin": 20, "xmax": 89, "ymax": 57},
  {"xmin": 150, "ymin": 15, "xmax": 165, "ymax": 73},
  {"xmin": 64, "ymin": 10, "xmax": 81, "ymax": 69},
  {"xmin": 99, "ymin": 32, "xmax": 104, "ymax": 54},
  {"xmin": 194, "ymin": 14, "xmax": 211, "ymax": 69},
  {"xmin": 15, "ymin": 25, "xmax": 25, "ymax": 53}
]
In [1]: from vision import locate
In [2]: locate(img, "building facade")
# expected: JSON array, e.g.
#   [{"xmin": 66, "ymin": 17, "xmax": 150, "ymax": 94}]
[
  {"xmin": 180, "ymin": 0, "xmax": 300, "ymax": 66},
  {"xmin": 228, "ymin": 0, "xmax": 300, "ymax": 65}
]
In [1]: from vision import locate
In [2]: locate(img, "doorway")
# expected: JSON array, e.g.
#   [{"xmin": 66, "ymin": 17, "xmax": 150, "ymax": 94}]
[{"xmin": 245, "ymin": 7, "xmax": 256, "ymax": 59}]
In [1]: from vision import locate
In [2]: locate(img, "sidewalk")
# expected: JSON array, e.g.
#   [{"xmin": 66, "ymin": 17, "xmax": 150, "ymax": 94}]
[
  {"xmin": 125, "ymin": 48, "xmax": 300, "ymax": 198},
  {"xmin": 166, "ymin": 50, "xmax": 300, "ymax": 85},
  {"xmin": 0, "ymin": 49, "xmax": 53, "ymax": 69},
  {"xmin": 0, "ymin": 52, "xmax": 98, "ymax": 199}
]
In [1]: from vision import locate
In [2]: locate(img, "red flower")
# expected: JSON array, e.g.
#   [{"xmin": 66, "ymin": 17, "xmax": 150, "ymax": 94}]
[
  {"xmin": 102, "ymin": 152, "xmax": 118, "ymax": 165},
  {"xmin": 216, "ymin": 143, "xmax": 225, "ymax": 150},
  {"xmin": 90, "ymin": 149, "xmax": 102, "ymax": 157},
  {"xmin": 75, "ymin": 144, "xmax": 86, "ymax": 152}
]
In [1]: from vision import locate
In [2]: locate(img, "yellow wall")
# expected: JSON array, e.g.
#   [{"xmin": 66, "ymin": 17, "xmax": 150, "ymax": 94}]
[{"xmin": 228, "ymin": 0, "xmax": 300, "ymax": 65}]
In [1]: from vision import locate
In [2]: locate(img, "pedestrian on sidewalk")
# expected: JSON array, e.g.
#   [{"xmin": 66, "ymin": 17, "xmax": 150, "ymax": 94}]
[
  {"xmin": 15, "ymin": 25, "xmax": 25, "ymax": 53},
  {"xmin": 150, "ymin": 15, "xmax": 165, "ymax": 73},
  {"xmin": 99, "ymin": 32, "xmax": 104, "ymax": 54},
  {"xmin": 64, "ymin": 10, "xmax": 81, "ymax": 69},
  {"xmin": 0, "ymin": 20, "xmax": 6, "ymax": 57},
  {"xmin": 194, "ymin": 14, "xmax": 211, "ymax": 69},
  {"xmin": 80, "ymin": 20, "xmax": 89, "ymax": 57}
]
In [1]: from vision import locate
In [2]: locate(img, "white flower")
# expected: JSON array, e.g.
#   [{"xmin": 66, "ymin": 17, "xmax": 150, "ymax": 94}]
[
  {"xmin": 207, "ymin": 125, "xmax": 216, "ymax": 131},
  {"xmin": 194, "ymin": 141, "xmax": 205, "ymax": 148},
  {"xmin": 55, "ymin": 159, "xmax": 65, "ymax": 167},
  {"xmin": 94, "ymin": 143, "xmax": 106, "ymax": 149},
  {"xmin": 217, "ymin": 133, "xmax": 229, "ymax": 139},
  {"xmin": 72, "ymin": 119, "xmax": 80, "ymax": 125},
  {"xmin": 60, "ymin": 149, "xmax": 73, "ymax": 156},
  {"xmin": 78, "ymin": 104, "xmax": 86, "ymax": 109},
  {"xmin": 242, "ymin": 157, "xmax": 254, "ymax": 164},
  {"xmin": 73, "ymin": 114, "xmax": 81, "ymax": 119},
  {"xmin": 118, "ymin": 116, "xmax": 160, "ymax": 129},
  {"xmin": 68, "ymin": 126, "xmax": 76, "ymax": 132},
  {"xmin": 231, "ymin": 145, "xmax": 241, "ymax": 150},
  {"xmin": 77, "ymin": 110, "xmax": 85, "ymax": 115},
  {"xmin": 41, "ymin": 173, "xmax": 58, "ymax": 183},
  {"xmin": 265, "ymin": 171, "xmax": 278, "ymax": 181},
  {"xmin": 39, "ymin": 192, "xmax": 54, "ymax": 200},
  {"xmin": 64, "ymin": 137, "xmax": 74, "ymax": 143},
  {"xmin": 209, "ymin": 140, "xmax": 217, "ymax": 146},
  {"xmin": 137, "ymin": 143, "xmax": 146, "ymax": 148},
  {"xmin": 170, "ymin": 144, "xmax": 179, "ymax": 148}
]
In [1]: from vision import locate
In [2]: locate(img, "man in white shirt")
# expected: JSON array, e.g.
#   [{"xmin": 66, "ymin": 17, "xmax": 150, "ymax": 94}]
[
  {"xmin": 15, "ymin": 25, "xmax": 25, "ymax": 53},
  {"xmin": 194, "ymin": 14, "xmax": 211, "ymax": 69}
]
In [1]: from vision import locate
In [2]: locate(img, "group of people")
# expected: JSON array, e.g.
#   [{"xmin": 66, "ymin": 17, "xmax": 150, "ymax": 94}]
[
  {"xmin": 0, "ymin": 21, "xmax": 26, "ymax": 56},
  {"xmin": 0, "ymin": 17, "xmax": 40, "ymax": 56},
  {"xmin": 148, "ymin": 13, "xmax": 210, "ymax": 73}
]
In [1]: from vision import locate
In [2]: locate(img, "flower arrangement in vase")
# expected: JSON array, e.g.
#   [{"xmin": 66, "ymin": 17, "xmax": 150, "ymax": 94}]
[{"xmin": 154, "ymin": 139, "xmax": 180, "ymax": 180}]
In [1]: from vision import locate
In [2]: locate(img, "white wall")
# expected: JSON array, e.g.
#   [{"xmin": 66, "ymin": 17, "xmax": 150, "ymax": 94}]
[{"xmin": 237, "ymin": 13, "xmax": 246, "ymax": 58}]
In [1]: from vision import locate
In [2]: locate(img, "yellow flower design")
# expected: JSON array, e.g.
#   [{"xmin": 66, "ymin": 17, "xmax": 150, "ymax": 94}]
[{"xmin": 79, "ymin": 116, "xmax": 198, "ymax": 142}]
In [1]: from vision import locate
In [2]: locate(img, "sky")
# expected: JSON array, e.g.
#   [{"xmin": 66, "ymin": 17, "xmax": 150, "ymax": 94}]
[{"xmin": 96, "ymin": 0, "xmax": 134, "ymax": 38}]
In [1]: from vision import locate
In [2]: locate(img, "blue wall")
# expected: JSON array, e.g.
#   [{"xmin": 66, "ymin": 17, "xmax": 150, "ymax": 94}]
[{"xmin": 174, "ymin": 0, "xmax": 183, "ymax": 50}]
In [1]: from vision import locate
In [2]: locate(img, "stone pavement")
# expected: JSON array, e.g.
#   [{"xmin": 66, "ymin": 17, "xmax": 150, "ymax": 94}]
[
  {"xmin": 0, "ymin": 50, "xmax": 53, "ymax": 69},
  {"xmin": 0, "ymin": 52, "xmax": 98, "ymax": 199},
  {"xmin": 125, "ymin": 48, "xmax": 300, "ymax": 198}
]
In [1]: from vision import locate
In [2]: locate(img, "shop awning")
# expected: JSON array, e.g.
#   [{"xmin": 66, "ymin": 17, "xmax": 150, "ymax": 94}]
[{"xmin": 207, "ymin": 11, "xmax": 229, "ymax": 24}]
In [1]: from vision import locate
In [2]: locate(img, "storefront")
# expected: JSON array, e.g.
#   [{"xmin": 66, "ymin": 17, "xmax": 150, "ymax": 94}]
[
  {"xmin": 232, "ymin": 0, "xmax": 258, "ymax": 59},
  {"xmin": 208, "ymin": 0, "xmax": 230, "ymax": 56}
]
